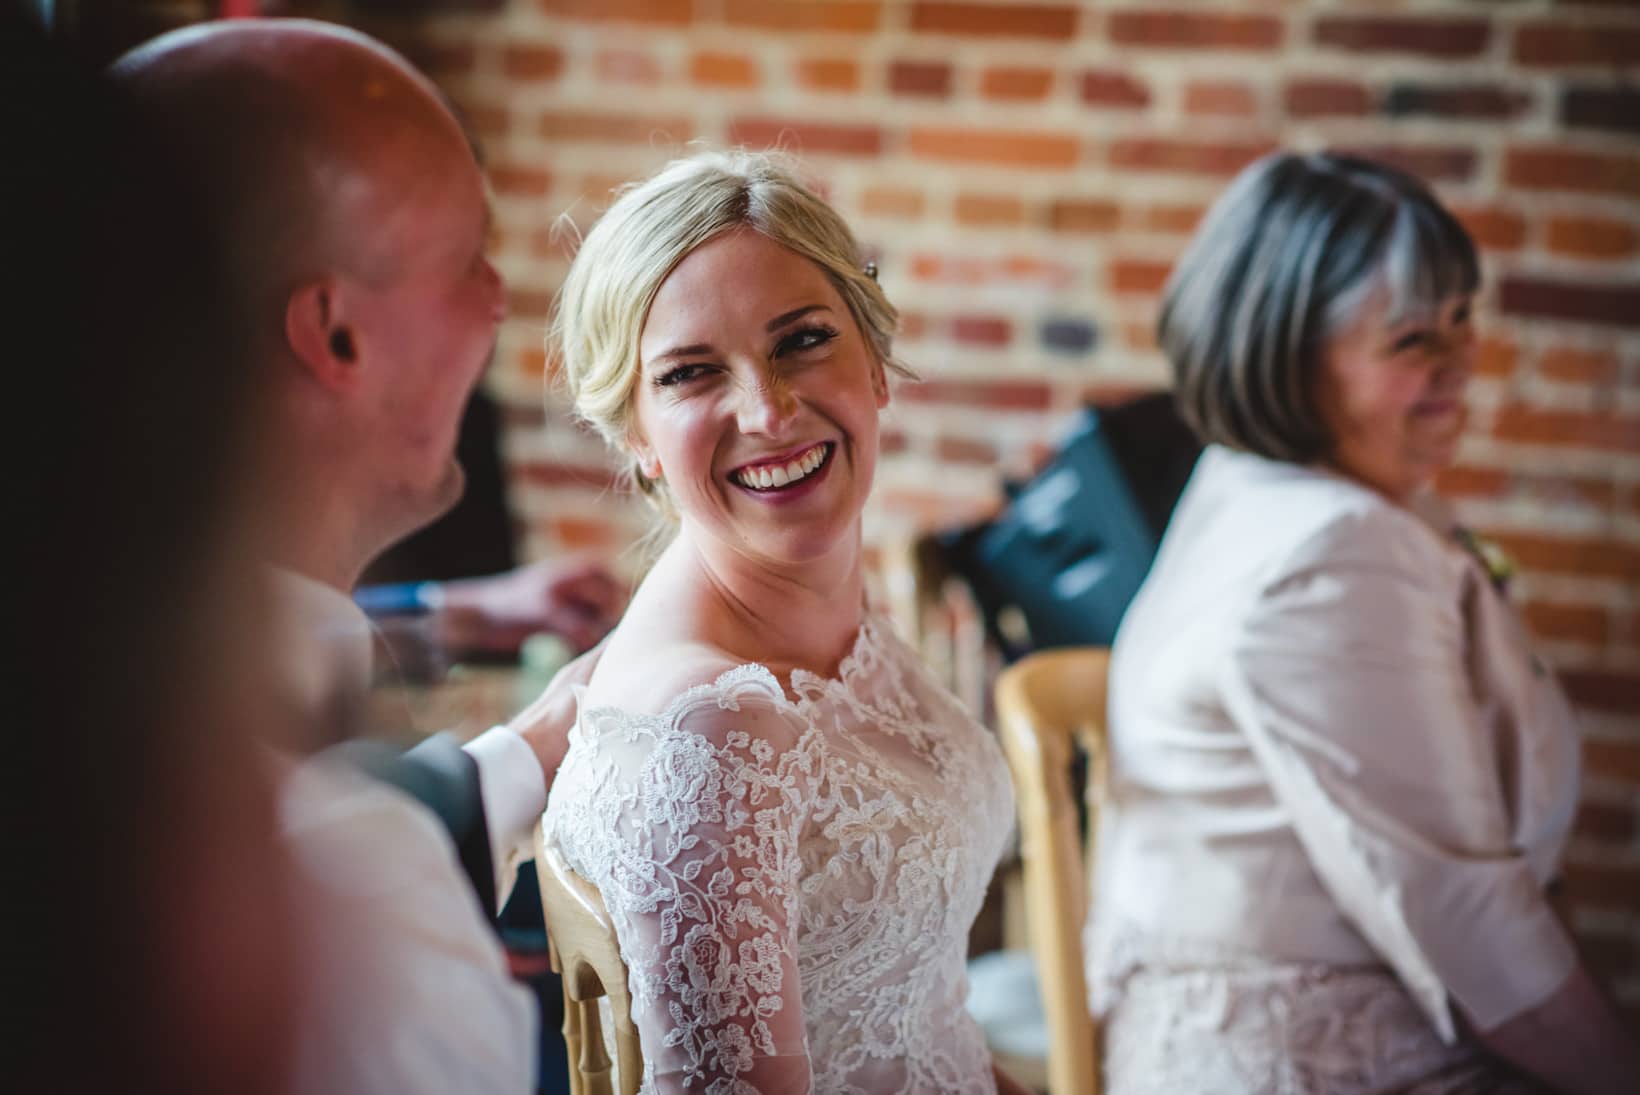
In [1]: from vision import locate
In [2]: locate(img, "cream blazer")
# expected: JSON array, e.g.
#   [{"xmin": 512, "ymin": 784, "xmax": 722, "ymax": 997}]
[{"xmin": 1088, "ymin": 445, "xmax": 1581, "ymax": 1041}]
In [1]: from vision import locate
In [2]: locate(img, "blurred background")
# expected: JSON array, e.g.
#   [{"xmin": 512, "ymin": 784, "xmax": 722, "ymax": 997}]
[{"xmin": 53, "ymin": 0, "xmax": 1639, "ymax": 1020}]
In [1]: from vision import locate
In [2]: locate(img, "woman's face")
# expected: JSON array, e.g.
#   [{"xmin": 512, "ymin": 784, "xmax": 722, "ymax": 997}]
[
  {"xmin": 1314, "ymin": 286, "xmax": 1475, "ymax": 501},
  {"xmin": 631, "ymin": 228, "xmax": 888, "ymax": 568}
]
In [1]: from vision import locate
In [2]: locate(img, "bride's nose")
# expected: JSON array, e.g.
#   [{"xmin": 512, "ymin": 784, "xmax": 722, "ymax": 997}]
[{"xmin": 735, "ymin": 375, "xmax": 799, "ymax": 437}]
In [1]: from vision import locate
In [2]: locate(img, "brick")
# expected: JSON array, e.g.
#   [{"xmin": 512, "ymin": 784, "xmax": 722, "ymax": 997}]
[
  {"xmin": 1538, "ymin": 345, "xmax": 1621, "ymax": 384},
  {"xmin": 1451, "ymin": 205, "xmax": 1527, "ymax": 253},
  {"xmin": 1285, "ymin": 78, "xmax": 1372, "ymax": 118},
  {"xmin": 1434, "ymin": 465, "xmax": 1508, "ymax": 498},
  {"xmin": 1563, "ymin": 87, "xmax": 1640, "ymax": 137},
  {"xmin": 1108, "ymin": 10, "xmax": 1283, "ymax": 51},
  {"xmin": 954, "ymin": 193, "xmax": 1025, "ymax": 227},
  {"xmin": 1315, "ymin": 16, "xmax": 1489, "ymax": 58},
  {"xmin": 1079, "ymin": 70, "xmax": 1151, "ymax": 109},
  {"xmin": 508, "ymin": 288, "xmax": 556, "ymax": 323},
  {"xmin": 797, "ymin": 57, "xmax": 860, "ymax": 93},
  {"xmin": 1328, "ymin": 144, "xmax": 1476, "ymax": 184},
  {"xmin": 859, "ymin": 185, "xmax": 924, "ymax": 219},
  {"xmin": 909, "ymin": 127, "xmax": 1080, "ymax": 169},
  {"xmin": 540, "ymin": 110, "xmax": 693, "ymax": 144},
  {"xmin": 1483, "ymin": 531, "xmax": 1640, "ymax": 580},
  {"xmin": 909, "ymin": 2, "xmax": 1079, "ymax": 39},
  {"xmin": 950, "ymin": 316, "xmax": 1013, "ymax": 347},
  {"xmin": 1475, "ymin": 337, "xmax": 1518, "ymax": 378},
  {"xmin": 1111, "ymin": 258, "xmax": 1173, "ymax": 295},
  {"xmin": 899, "ymin": 377, "xmax": 1052, "ymax": 410},
  {"xmin": 1493, "ymin": 402, "xmax": 1640, "ymax": 452},
  {"xmin": 459, "ymin": 103, "xmax": 510, "ymax": 143},
  {"xmin": 539, "ymin": 0, "xmax": 692, "ymax": 27},
  {"xmin": 1048, "ymin": 199, "xmax": 1120, "ymax": 233},
  {"xmin": 1523, "ymin": 601, "xmax": 1610, "ymax": 645},
  {"xmin": 879, "ymin": 428, "xmax": 909, "ymax": 456},
  {"xmin": 890, "ymin": 60, "xmax": 952, "ymax": 98},
  {"xmin": 517, "ymin": 461, "xmax": 622, "ymax": 491},
  {"xmin": 1559, "ymin": 863, "xmax": 1640, "ymax": 911},
  {"xmin": 729, "ymin": 117, "xmax": 882, "ymax": 157},
  {"xmin": 1515, "ymin": 23, "xmax": 1640, "ymax": 67},
  {"xmin": 1565, "ymin": 671, "xmax": 1640, "ymax": 715},
  {"xmin": 690, "ymin": 51, "xmax": 759, "ymax": 88},
  {"xmin": 722, "ymin": 0, "xmax": 881, "ymax": 33},
  {"xmin": 595, "ymin": 49, "xmax": 662, "ymax": 85},
  {"xmin": 1384, "ymin": 83, "xmax": 1530, "ymax": 121},
  {"xmin": 1144, "ymin": 204, "xmax": 1206, "ymax": 235},
  {"xmin": 502, "ymin": 44, "xmax": 563, "ymax": 81},
  {"xmin": 936, "ymin": 436, "xmax": 1000, "ymax": 464},
  {"xmin": 488, "ymin": 164, "xmax": 553, "ymax": 198},
  {"xmin": 1576, "ymin": 800, "xmax": 1637, "ymax": 844},
  {"xmin": 1081, "ymin": 382, "xmax": 1150, "ymax": 407},
  {"xmin": 398, "ymin": 41, "xmax": 477, "ymax": 77},
  {"xmin": 1508, "ymin": 146, "xmax": 1640, "ymax": 198},
  {"xmin": 898, "ymin": 312, "xmax": 929, "ymax": 340},
  {"xmin": 547, "ymin": 516, "xmax": 624, "ymax": 551},
  {"xmin": 1040, "ymin": 317, "xmax": 1099, "ymax": 355},
  {"xmin": 981, "ymin": 66, "xmax": 1054, "ymax": 101},
  {"xmin": 1546, "ymin": 217, "xmax": 1640, "ymax": 261},
  {"xmin": 1121, "ymin": 320, "xmax": 1159, "ymax": 352},
  {"xmin": 1500, "ymin": 276, "xmax": 1640, "ymax": 329},
  {"xmin": 1109, "ymin": 137, "xmax": 1275, "ymax": 177},
  {"xmin": 1185, "ymin": 81, "xmax": 1259, "ymax": 118}
]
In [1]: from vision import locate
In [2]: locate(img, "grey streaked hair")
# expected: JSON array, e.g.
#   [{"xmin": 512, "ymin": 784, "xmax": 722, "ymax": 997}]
[
  {"xmin": 552, "ymin": 148, "xmax": 908, "ymax": 509},
  {"xmin": 1161, "ymin": 151, "xmax": 1479, "ymax": 463}
]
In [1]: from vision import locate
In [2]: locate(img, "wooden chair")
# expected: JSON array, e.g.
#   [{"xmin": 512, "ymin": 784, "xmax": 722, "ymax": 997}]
[
  {"xmin": 535, "ymin": 826, "xmax": 643, "ymax": 1095},
  {"xmin": 994, "ymin": 647, "xmax": 1111, "ymax": 1095}
]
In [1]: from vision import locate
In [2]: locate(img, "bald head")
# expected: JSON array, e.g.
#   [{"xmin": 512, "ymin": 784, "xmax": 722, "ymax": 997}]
[{"xmin": 111, "ymin": 20, "xmax": 476, "ymax": 333}]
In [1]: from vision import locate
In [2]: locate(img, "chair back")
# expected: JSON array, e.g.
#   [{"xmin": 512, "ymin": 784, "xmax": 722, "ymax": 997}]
[
  {"xmin": 535, "ymin": 826, "xmax": 643, "ymax": 1095},
  {"xmin": 994, "ymin": 647, "xmax": 1110, "ymax": 1095}
]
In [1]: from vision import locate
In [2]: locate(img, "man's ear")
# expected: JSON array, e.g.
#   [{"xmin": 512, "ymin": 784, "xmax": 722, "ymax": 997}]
[{"xmin": 285, "ymin": 280, "xmax": 360, "ymax": 392}]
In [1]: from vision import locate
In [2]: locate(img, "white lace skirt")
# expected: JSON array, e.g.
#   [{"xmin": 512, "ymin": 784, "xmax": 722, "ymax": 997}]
[{"xmin": 1102, "ymin": 964, "xmax": 1534, "ymax": 1095}]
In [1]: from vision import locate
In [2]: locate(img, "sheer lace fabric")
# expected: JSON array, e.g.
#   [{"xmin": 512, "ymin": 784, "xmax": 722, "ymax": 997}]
[{"xmin": 544, "ymin": 616, "xmax": 1013, "ymax": 1095}]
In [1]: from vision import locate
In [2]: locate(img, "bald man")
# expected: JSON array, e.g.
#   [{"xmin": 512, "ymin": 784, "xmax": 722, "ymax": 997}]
[{"xmin": 111, "ymin": 21, "xmax": 585, "ymax": 1093}]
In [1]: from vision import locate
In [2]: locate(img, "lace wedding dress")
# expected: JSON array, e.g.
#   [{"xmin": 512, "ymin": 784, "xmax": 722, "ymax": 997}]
[{"xmin": 543, "ymin": 614, "xmax": 1014, "ymax": 1095}]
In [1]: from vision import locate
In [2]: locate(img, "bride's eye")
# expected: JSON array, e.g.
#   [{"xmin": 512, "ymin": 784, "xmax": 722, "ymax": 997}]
[
  {"xmin": 775, "ymin": 325, "xmax": 838, "ymax": 357},
  {"xmin": 655, "ymin": 363, "xmax": 710, "ymax": 388}
]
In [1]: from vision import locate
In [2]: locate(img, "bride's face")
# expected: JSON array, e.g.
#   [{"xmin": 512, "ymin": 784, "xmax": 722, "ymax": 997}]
[{"xmin": 630, "ymin": 228, "xmax": 889, "ymax": 569}]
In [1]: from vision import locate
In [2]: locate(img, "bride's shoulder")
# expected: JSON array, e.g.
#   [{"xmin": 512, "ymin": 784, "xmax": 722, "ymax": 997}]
[{"xmin": 583, "ymin": 633, "xmax": 780, "ymax": 721}]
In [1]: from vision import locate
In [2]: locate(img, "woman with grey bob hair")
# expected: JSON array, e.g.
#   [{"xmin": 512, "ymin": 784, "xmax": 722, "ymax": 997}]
[
  {"xmin": 1089, "ymin": 151, "xmax": 1639, "ymax": 1093},
  {"xmin": 542, "ymin": 150, "xmax": 1028, "ymax": 1095}
]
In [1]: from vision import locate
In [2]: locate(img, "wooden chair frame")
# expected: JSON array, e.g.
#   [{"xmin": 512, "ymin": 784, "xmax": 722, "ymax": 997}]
[
  {"xmin": 535, "ymin": 826, "xmax": 643, "ymax": 1095},
  {"xmin": 994, "ymin": 647, "xmax": 1110, "ymax": 1095}
]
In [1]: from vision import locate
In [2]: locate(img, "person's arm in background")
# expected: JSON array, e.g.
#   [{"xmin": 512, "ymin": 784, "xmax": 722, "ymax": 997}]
[
  {"xmin": 1475, "ymin": 966, "xmax": 1639, "ymax": 1095},
  {"xmin": 359, "ymin": 557, "xmax": 623, "ymax": 658}
]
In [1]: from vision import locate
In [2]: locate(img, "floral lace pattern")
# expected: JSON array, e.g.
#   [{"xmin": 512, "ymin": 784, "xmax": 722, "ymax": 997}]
[
  {"xmin": 1103, "ymin": 962, "xmax": 1528, "ymax": 1095},
  {"xmin": 544, "ymin": 616, "xmax": 1014, "ymax": 1095}
]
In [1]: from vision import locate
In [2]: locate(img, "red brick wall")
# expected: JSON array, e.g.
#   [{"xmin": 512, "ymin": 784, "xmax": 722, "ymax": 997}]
[{"xmin": 306, "ymin": 0, "xmax": 1635, "ymax": 1009}]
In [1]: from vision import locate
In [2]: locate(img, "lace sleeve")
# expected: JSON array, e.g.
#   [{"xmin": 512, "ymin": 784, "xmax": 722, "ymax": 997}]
[{"xmin": 551, "ymin": 673, "xmax": 817, "ymax": 1095}]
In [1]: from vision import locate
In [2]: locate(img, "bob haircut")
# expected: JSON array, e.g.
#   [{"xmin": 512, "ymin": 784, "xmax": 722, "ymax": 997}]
[
  {"xmin": 552, "ymin": 149, "xmax": 908, "ymax": 506},
  {"xmin": 1161, "ymin": 151, "xmax": 1479, "ymax": 463}
]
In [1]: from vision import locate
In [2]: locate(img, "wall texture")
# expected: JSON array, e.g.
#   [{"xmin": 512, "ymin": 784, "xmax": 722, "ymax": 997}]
[{"xmin": 282, "ymin": 0, "xmax": 1637, "ymax": 1010}]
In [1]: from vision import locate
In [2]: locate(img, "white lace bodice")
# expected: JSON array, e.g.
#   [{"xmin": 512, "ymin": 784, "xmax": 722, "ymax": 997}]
[{"xmin": 543, "ymin": 615, "xmax": 1014, "ymax": 1095}]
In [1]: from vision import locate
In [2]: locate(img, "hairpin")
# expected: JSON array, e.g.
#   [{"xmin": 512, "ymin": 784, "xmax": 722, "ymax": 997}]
[{"xmin": 863, "ymin": 261, "xmax": 879, "ymax": 282}]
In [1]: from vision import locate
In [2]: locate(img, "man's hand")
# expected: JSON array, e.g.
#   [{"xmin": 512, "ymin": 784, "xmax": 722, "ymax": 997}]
[
  {"xmin": 439, "ymin": 558, "xmax": 624, "ymax": 656},
  {"xmin": 505, "ymin": 640, "xmax": 604, "ymax": 787}
]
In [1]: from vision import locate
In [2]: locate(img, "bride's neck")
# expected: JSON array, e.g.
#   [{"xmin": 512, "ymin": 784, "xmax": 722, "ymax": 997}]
[{"xmin": 662, "ymin": 526, "xmax": 867, "ymax": 678}]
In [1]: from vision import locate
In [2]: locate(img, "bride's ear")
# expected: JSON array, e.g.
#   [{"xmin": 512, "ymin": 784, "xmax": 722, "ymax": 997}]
[
  {"xmin": 627, "ymin": 429, "xmax": 662, "ymax": 482},
  {"xmin": 870, "ymin": 357, "xmax": 890, "ymax": 410}
]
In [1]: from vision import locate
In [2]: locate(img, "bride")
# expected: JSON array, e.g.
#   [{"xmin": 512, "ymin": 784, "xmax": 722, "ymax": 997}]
[{"xmin": 542, "ymin": 150, "xmax": 1024, "ymax": 1095}]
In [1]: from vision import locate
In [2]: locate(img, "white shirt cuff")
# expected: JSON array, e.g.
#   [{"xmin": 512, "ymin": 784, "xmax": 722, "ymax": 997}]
[{"xmin": 464, "ymin": 725, "xmax": 547, "ymax": 912}]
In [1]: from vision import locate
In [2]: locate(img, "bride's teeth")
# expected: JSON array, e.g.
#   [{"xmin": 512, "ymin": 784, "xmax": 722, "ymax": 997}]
[{"xmin": 736, "ymin": 442, "xmax": 828, "ymax": 490}]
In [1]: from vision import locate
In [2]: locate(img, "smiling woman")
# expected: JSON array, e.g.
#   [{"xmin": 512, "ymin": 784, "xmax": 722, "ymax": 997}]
[
  {"xmin": 540, "ymin": 151, "xmax": 1026, "ymax": 1095},
  {"xmin": 1090, "ymin": 152, "xmax": 1640, "ymax": 1094}
]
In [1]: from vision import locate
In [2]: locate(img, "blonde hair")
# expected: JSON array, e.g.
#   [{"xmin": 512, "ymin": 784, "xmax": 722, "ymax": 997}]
[{"xmin": 551, "ymin": 149, "xmax": 907, "ymax": 505}]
